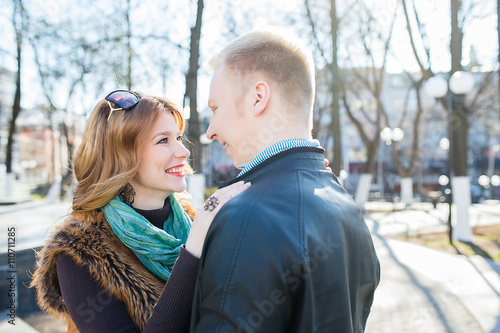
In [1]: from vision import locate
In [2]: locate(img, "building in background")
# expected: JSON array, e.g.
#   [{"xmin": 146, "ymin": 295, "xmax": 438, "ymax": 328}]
[
  {"xmin": 314, "ymin": 67, "xmax": 500, "ymax": 201},
  {"xmin": 0, "ymin": 67, "xmax": 85, "ymax": 200}
]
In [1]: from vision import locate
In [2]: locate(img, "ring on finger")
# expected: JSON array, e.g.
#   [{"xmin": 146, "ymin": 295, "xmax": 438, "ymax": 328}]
[{"xmin": 204, "ymin": 195, "xmax": 219, "ymax": 211}]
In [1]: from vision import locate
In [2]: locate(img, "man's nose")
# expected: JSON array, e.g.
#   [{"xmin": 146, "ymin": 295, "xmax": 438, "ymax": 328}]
[{"xmin": 205, "ymin": 123, "xmax": 216, "ymax": 141}]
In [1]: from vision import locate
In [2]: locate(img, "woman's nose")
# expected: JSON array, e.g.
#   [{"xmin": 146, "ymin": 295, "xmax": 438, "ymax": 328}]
[{"xmin": 175, "ymin": 141, "xmax": 190, "ymax": 159}]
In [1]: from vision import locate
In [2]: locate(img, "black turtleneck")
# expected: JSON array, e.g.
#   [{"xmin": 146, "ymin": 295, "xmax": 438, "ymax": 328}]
[
  {"xmin": 56, "ymin": 198, "xmax": 199, "ymax": 333},
  {"xmin": 133, "ymin": 198, "xmax": 172, "ymax": 230}
]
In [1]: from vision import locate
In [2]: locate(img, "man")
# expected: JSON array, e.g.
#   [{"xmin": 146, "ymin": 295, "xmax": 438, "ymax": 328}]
[{"xmin": 190, "ymin": 30, "xmax": 380, "ymax": 333}]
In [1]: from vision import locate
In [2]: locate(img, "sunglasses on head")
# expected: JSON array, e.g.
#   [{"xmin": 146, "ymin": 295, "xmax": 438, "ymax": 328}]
[{"xmin": 105, "ymin": 90, "xmax": 141, "ymax": 121}]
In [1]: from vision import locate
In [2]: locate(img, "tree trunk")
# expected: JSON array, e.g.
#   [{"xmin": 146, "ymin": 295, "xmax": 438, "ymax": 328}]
[
  {"xmin": 125, "ymin": 0, "xmax": 133, "ymax": 90},
  {"xmin": 354, "ymin": 140, "xmax": 378, "ymax": 209},
  {"xmin": 355, "ymin": 173, "xmax": 372, "ymax": 210},
  {"xmin": 6, "ymin": 0, "xmax": 23, "ymax": 177},
  {"xmin": 6, "ymin": 57, "xmax": 21, "ymax": 175},
  {"xmin": 450, "ymin": 0, "xmax": 466, "ymax": 177},
  {"xmin": 329, "ymin": 0, "xmax": 342, "ymax": 175},
  {"xmin": 400, "ymin": 177, "xmax": 414, "ymax": 205},
  {"xmin": 60, "ymin": 121, "xmax": 74, "ymax": 199},
  {"xmin": 184, "ymin": 0, "xmax": 204, "ymax": 173},
  {"xmin": 46, "ymin": 115, "xmax": 57, "ymax": 185},
  {"xmin": 497, "ymin": 0, "xmax": 500, "ymax": 115},
  {"xmin": 450, "ymin": 0, "xmax": 472, "ymax": 241},
  {"xmin": 452, "ymin": 176, "xmax": 473, "ymax": 239},
  {"xmin": 450, "ymin": 95, "xmax": 468, "ymax": 176}
]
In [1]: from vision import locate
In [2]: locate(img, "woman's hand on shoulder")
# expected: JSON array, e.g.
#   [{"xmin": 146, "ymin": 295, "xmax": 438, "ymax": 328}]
[
  {"xmin": 184, "ymin": 181, "xmax": 251, "ymax": 258},
  {"xmin": 324, "ymin": 158, "xmax": 332, "ymax": 172}
]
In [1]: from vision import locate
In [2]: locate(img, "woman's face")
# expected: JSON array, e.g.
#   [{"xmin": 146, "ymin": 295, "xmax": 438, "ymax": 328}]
[{"xmin": 130, "ymin": 110, "xmax": 190, "ymax": 207}]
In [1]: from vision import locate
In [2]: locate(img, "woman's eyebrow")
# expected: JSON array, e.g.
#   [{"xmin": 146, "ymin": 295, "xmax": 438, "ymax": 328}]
[{"xmin": 153, "ymin": 130, "xmax": 181, "ymax": 140}]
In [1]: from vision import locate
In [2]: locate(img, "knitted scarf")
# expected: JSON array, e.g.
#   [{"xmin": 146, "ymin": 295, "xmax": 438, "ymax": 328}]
[{"xmin": 101, "ymin": 194, "xmax": 192, "ymax": 281}]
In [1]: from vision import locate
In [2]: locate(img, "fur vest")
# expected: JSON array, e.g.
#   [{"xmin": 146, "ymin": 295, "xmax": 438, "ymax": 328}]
[{"xmin": 31, "ymin": 204, "xmax": 195, "ymax": 332}]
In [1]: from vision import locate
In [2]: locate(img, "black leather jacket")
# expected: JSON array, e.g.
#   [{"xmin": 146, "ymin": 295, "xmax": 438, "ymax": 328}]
[{"xmin": 190, "ymin": 147, "xmax": 380, "ymax": 333}]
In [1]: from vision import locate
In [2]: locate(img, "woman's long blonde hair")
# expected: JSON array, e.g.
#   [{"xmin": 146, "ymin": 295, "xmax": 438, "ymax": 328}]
[{"xmin": 72, "ymin": 94, "xmax": 189, "ymax": 212}]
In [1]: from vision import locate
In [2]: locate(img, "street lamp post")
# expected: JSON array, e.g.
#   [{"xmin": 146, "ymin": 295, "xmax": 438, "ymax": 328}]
[
  {"xmin": 477, "ymin": 145, "xmax": 500, "ymax": 199},
  {"xmin": 488, "ymin": 145, "xmax": 500, "ymax": 178},
  {"xmin": 438, "ymin": 173, "xmax": 453, "ymax": 244},
  {"xmin": 425, "ymin": 72, "xmax": 475, "ymax": 242},
  {"xmin": 485, "ymin": 144, "xmax": 500, "ymax": 199},
  {"xmin": 438, "ymin": 137, "xmax": 453, "ymax": 245}
]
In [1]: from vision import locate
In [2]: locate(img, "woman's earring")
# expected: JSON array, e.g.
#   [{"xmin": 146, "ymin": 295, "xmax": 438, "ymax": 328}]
[{"xmin": 121, "ymin": 183, "xmax": 136, "ymax": 206}]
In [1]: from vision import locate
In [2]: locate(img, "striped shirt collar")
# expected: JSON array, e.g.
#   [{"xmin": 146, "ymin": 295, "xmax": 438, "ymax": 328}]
[{"xmin": 237, "ymin": 138, "xmax": 321, "ymax": 176}]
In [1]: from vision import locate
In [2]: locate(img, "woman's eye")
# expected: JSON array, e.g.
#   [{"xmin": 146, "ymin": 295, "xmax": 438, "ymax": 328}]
[
  {"xmin": 157, "ymin": 137, "xmax": 168, "ymax": 144},
  {"xmin": 176, "ymin": 136, "xmax": 183, "ymax": 142}
]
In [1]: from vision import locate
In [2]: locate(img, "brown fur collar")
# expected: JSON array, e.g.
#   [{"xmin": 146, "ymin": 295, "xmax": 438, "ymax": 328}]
[{"xmin": 30, "ymin": 210, "xmax": 167, "ymax": 331}]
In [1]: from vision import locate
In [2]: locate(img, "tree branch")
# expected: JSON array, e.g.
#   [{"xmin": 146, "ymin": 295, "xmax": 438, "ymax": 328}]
[{"xmin": 304, "ymin": 0, "xmax": 328, "ymax": 65}]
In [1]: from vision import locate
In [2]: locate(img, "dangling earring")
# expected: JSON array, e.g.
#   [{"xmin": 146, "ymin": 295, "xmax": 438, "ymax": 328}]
[{"xmin": 121, "ymin": 183, "xmax": 136, "ymax": 206}]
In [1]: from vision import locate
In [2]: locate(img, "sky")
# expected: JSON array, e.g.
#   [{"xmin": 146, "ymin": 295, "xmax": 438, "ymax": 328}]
[
  {"xmin": 0, "ymin": 0, "xmax": 498, "ymax": 113},
  {"xmin": 386, "ymin": 0, "xmax": 497, "ymax": 73}
]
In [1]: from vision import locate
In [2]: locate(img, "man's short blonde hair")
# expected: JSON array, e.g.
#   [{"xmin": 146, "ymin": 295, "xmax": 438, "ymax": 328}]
[{"xmin": 209, "ymin": 30, "xmax": 315, "ymax": 127}]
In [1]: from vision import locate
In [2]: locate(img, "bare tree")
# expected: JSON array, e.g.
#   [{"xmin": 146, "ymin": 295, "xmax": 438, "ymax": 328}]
[
  {"xmin": 29, "ymin": 36, "xmax": 91, "ymax": 197},
  {"xmin": 386, "ymin": 0, "xmax": 437, "ymax": 204},
  {"xmin": 447, "ymin": 0, "xmax": 493, "ymax": 178},
  {"xmin": 26, "ymin": 3, "xmax": 117, "ymax": 198},
  {"xmin": 303, "ymin": 0, "xmax": 402, "ymax": 208},
  {"xmin": 4, "ymin": 0, "xmax": 26, "ymax": 198},
  {"xmin": 125, "ymin": 0, "xmax": 133, "ymax": 90},
  {"xmin": 448, "ymin": 0, "xmax": 498, "ymax": 241},
  {"xmin": 304, "ymin": 0, "xmax": 342, "ymax": 175},
  {"xmin": 450, "ymin": 0, "xmax": 467, "ymax": 177},
  {"xmin": 339, "ymin": 1, "xmax": 398, "ymax": 207},
  {"xmin": 184, "ymin": 0, "xmax": 204, "ymax": 173},
  {"xmin": 402, "ymin": 0, "xmax": 495, "ymax": 240}
]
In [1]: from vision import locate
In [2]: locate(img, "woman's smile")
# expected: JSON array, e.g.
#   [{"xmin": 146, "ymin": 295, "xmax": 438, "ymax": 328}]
[{"xmin": 166, "ymin": 164, "xmax": 185, "ymax": 177}]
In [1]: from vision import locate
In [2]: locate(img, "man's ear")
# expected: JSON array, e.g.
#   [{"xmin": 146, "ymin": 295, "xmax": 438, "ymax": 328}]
[{"xmin": 252, "ymin": 81, "xmax": 270, "ymax": 116}]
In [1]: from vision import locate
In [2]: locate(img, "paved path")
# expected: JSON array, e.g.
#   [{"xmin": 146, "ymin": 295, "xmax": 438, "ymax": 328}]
[
  {"xmin": 364, "ymin": 200, "xmax": 500, "ymax": 237},
  {"xmin": 366, "ymin": 236, "xmax": 498, "ymax": 332},
  {"xmin": 0, "ymin": 317, "xmax": 39, "ymax": 333},
  {"xmin": 366, "ymin": 201, "xmax": 500, "ymax": 333},
  {"xmin": 0, "ymin": 200, "xmax": 71, "ymax": 252}
]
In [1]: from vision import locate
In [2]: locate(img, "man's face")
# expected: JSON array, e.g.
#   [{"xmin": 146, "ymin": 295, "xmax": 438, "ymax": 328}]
[{"xmin": 206, "ymin": 66, "xmax": 256, "ymax": 168}]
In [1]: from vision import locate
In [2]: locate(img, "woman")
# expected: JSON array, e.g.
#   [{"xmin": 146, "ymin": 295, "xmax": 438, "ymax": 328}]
[{"xmin": 30, "ymin": 90, "xmax": 250, "ymax": 332}]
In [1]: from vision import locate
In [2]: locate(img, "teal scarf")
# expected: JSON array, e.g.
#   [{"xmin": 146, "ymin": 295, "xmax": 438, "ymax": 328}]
[{"xmin": 101, "ymin": 194, "xmax": 192, "ymax": 281}]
